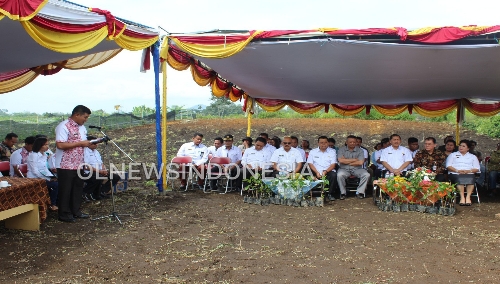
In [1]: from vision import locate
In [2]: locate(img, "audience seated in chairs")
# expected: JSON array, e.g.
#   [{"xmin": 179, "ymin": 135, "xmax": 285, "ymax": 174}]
[
  {"xmin": 210, "ymin": 134, "xmax": 243, "ymax": 192},
  {"xmin": 0, "ymin": 132, "xmax": 18, "ymax": 176},
  {"xmin": 413, "ymin": 137, "xmax": 447, "ymax": 182},
  {"xmin": 307, "ymin": 136, "xmax": 338, "ymax": 201},
  {"xmin": 290, "ymin": 136, "xmax": 306, "ymax": 162},
  {"xmin": 269, "ymin": 136, "xmax": 303, "ymax": 178},
  {"xmin": 82, "ymin": 136, "xmax": 120, "ymax": 201},
  {"xmin": 238, "ymin": 137, "xmax": 253, "ymax": 154},
  {"xmin": 27, "ymin": 137, "xmax": 58, "ymax": 211},
  {"xmin": 10, "ymin": 136, "xmax": 35, "ymax": 177},
  {"xmin": 241, "ymin": 137, "xmax": 272, "ymax": 186},
  {"xmin": 176, "ymin": 133, "xmax": 209, "ymax": 190},
  {"xmin": 380, "ymin": 134, "xmax": 413, "ymax": 177},
  {"xmin": 207, "ymin": 137, "xmax": 223, "ymax": 157},
  {"xmin": 446, "ymin": 139, "xmax": 480, "ymax": 206},
  {"xmin": 337, "ymin": 135, "xmax": 370, "ymax": 199}
]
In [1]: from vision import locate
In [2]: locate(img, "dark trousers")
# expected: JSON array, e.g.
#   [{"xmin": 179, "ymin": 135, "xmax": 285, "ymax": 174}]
[
  {"xmin": 325, "ymin": 171, "xmax": 338, "ymax": 196},
  {"xmin": 57, "ymin": 168, "xmax": 84, "ymax": 219},
  {"xmin": 83, "ymin": 171, "xmax": 121, "ymax": 195},
  {"xmin": 46, "ymin": 180, "xmax": 59, "ymax": 206}
]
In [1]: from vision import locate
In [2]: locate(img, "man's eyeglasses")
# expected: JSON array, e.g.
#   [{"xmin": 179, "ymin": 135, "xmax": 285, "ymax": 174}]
[{"xmin": 283, "ymin": 142, "xmax": 292, "ymax": 145}]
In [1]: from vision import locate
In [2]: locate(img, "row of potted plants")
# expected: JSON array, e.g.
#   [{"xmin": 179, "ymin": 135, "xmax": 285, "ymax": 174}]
[
  {"xmin": 375, "ymin": 167, "xmax": 458, "ymax": 215},
  {"xmin": 242, "ymin": 174, "xmax": 329, "ymax": 207}
]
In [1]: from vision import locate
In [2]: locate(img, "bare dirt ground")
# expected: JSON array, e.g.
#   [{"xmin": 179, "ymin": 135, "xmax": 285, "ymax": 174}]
[{"xmin": 1, "ymin": 118, "xmax": 500, "ymax": 283}]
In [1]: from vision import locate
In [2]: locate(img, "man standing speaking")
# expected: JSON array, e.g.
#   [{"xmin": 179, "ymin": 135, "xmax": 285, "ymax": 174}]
[{"xmin": 55, "ymin": 105, "xmax": 93, "ymax": 223}]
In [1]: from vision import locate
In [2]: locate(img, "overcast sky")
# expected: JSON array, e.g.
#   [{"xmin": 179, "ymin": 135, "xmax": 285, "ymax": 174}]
[{"xmin": 3, "ymin": 0, "xmax": 500, "ymax": 114}]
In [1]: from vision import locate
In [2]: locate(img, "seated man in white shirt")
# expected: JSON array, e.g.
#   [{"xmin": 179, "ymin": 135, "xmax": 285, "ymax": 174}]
[
  {"xmin": 270, "ymin": 136, "xmax": 303, "ymax": 177},
  {"xmin": 380, "ymin": 134, "xmax": 413, "ymax": 177},
  {"xmin": 207, "ymin": 137, "xmax": 223, "ymax": 158},
  {"xmin": 176, "ymin": 133, "xmax": 209, "ymax": 189},
  {"xmin": 82, "ymin": 136, "xmax": 120, "ymax": 201},
  {"xmin": 241, "ymin": 137, "xmax": 272, "ymax": 184},
  {"xmin": 337, "ymin": 135, "xmax": 371, "ymax": 199},
  {"xmin": 374, "ymin": 138, "xmax": 390, "ymax": 179},
  {"xmin": 211, "ymin": 134, "xmax": 243, "ymax": 191},
  {"xmin": 290, "ymin": 136, "xmax": 306, "ymax": 162},
  {"xmin": 259, "ymin": 133, "xmax": 276, "ymax": 154},
  {"xmin": 406, "ymin": 137, "xmax": 419, "ymax": 171},
  {"xmin": 10, "ymin": 136, "xmax": 35, "ymax": 177},
  {"xmin": 307, "ymin": 136, "xmax": 338, "ymax": 201}
]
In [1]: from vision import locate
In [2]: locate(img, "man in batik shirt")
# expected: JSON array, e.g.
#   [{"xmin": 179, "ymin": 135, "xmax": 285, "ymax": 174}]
[{"xmin": 413, "ymin": 137, "xmax": 447, "ymax": 182}]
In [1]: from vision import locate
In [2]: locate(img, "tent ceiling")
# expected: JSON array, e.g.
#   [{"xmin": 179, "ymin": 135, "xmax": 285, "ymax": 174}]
[
  {"xmin": 190, "ymin": 39, "xmax": 500, "ymax": 105},
  {"xmin": 0, "ymin": 19, "xmax": 120, "ymax": 73}
]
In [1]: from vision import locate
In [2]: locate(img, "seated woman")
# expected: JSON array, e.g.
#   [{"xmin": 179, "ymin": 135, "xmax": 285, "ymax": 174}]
[
  {"xmin": 27, "ymin": 137, "xmax": 59, "ymax": 211},
  {"xmin": 446, "ymin": 139, "xmax": 480, "ymax": 206},
  {"xmin": 444, "ymin": 140, "xmax": 457, "ymax": 158}
]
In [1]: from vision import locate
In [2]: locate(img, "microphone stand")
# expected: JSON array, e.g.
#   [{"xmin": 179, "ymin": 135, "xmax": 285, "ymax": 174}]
[{"xmin": 91, "ymin": 127, "xmax": 134, "ymax": 225}]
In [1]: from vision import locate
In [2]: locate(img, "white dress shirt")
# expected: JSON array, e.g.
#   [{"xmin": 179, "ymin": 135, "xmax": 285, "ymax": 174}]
[
  {"xmin": 374, "ymin": 150, "xmax": 385, "ymax": 170},
  {"xmin": 264, "ymin": 143, "xmax": 276, "ymax": 154},
  {"xmin": 446, "ymin": 151, "xmax": 480, "ymax": 174},
  {"xmin": 270, "ymin": 147, "xmax": 303, "ymax": 171},
  {"xmin": 380, "ymin": 146, "xmax": 413, "ymax": 170},
  {"xmin": 215, "ymin": 145, "xmax": 242, "ymax": 164},
  {"xmin": 294, "ymin": 147, "xmax": 306, "ymax": 161},
  {"xmin": 84, "ymin": 147, "xmax": 103, "ymax": 173},
  {"xmin": 307, "ymin": 147, "xmax": 337, "ymax": 172},
  {"xmin": 27, "ymin": 152, "xmax": 54, "ymax": 181},
  {"xmin": 177, "ymin": 142, "xmax": 208, "ymax": 166},
  {"xmin": 241, "ymin": 146, "xmax": 272, "ymax": 169},
  {"xmin": 9, "ymin": 148, "xmax": 26, "ymax": 176},
  {"xmin": 207, "ymin": 146, "xmax": 219, "ymax": 157}
]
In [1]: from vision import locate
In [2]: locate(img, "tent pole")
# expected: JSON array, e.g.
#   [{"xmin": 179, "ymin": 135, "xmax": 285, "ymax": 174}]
[
  {"xmin": 152, "ymin": 42, "xmax": 163, "ymax": 192},
  {"xmin": 246, "ymin": 112, "xmax": 252, "ymax": 137},
  {"xmin": 161, "ymin": 47, "xmax": 168, "ymax": 190},
  {"xmin": 456, "ymin": 99, "xmax": 464, "ymax": 142}
]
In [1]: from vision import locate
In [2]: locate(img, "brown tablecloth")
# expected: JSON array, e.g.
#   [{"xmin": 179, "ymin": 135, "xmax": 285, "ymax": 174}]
[{"xmin": 0, "ymin": 177, "xmax": 50, "ymax": 222}]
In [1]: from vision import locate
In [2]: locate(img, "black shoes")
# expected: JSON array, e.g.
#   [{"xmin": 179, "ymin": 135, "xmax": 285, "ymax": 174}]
[
  {"xmin": 340, "ymin": 194, "xmax": 346, "ymax": 200},
  {"xmin": 73, "ymin": 212, "xmax": 90, "ymax": 219},
  {"xmin": 356, "ymin": 193, "xmax": 365, "ymax": 199},
  {"xmin": 327, "ymin": 194, "xmax": 336, "ymax": 201},
  {"xmin": 81, "ymin": 194, "xmax": 91, "ymax": 202},
  {"xmin": 58, "ymin": 217, "xmax": 75, "ymax": 223}
]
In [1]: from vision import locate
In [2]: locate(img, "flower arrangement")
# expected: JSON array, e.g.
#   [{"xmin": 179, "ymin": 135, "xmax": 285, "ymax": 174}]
[{"xmin": 376, "ymin": 169, "xmax": 457, "ymax": 215}]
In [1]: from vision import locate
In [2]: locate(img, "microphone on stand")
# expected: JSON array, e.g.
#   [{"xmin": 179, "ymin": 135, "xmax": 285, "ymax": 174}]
[{"xmin": 89, "ymin": 125, "xmax": 102, "ymax": 130}]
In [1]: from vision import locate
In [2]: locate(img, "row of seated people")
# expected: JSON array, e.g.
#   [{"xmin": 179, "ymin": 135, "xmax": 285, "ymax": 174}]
[
  {"xmin": 371, "ymin": 135, "xmax": 484, "ymax": 206},
  {"xmin": 0, "ymin": 133, "xmax": 119, "ymax": 211},
  {"xmin": 175, "ymin": 133, "xmax": 371, "ymax": 200},
  {"xmin": 175, "ymin": 132, "xmax": 496, "ymax": 205}
]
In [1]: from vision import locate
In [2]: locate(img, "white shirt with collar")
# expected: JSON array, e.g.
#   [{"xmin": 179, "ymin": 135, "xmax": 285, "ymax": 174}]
[
  {"xmin": 27, "ymin": 152, "xmax": 55, "ymax": 181},
  {"xmin": 241, "ymin": 146, "xmax": 272, "ymax": 169},
  {"xmin": 84, "ymin": 147, "xmax": 103, "ymax": 173},
  {"xmin": 215, "ymin": 145, "xmax": 242, "ymax": 164},
  {"xmin": 9, "ymin": 148, "xmax": 25, "ymax": 176},
  {"xmin": 446, "ymin": 151, "xmax": 480, "ymax": 174},
  {"xmin": 294, "ymin": 147, "xmax": 306, "ymax": 161},
  {"xmin": 374, "ymin": 149, "xmax": 385, "ymax": 170},
  {"xmin": 380, "ymin": 146, "xmax": 413, "ymax": 170},
  {"xmin": 270, "ymin": 147, "xmax": 303, "ymax": 171},
  {"xmin": 264, "ymin": 143, "xmax": 276, "ymax": 154},
  {"xmin": 207, "ymin": 146, "xmax": 219, "ymax": 157},
  {"xmin": 307, "ymin": 147, "xmax": 337, "ymax": 172},
  {"xmin": 177, "ymin": 142, "xmax": 208, "ymax": 166}
]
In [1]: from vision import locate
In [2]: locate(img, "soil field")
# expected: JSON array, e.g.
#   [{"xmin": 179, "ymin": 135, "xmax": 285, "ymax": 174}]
[{"xmin": 1, "ymin": 118, "xmax": 500, "ymax": 283}]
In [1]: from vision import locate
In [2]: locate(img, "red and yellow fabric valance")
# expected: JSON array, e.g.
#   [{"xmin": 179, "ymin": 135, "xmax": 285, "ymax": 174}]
[
  {"xmin": 0, "ymin": 0, "xmax": 46, "ymax": 21},
  {"xmin": 163, "ymin": 27, "xmax": 500, "ymax": 118},
  {"xmin": 0, "ymin": 49, "xmax": 121, "ymax": 93}
]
